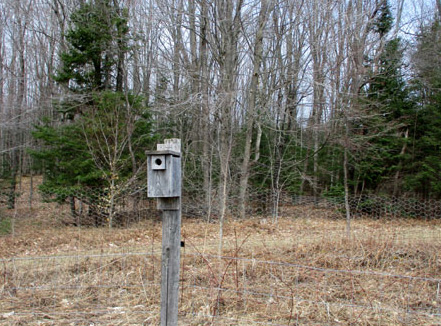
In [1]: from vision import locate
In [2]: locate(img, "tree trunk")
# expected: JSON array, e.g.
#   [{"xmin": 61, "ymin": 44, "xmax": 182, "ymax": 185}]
[
  {"xmin": 215, "ymin": 0, "xmax": 243, "ymax": 255},
  {"xmin": 343, "ymin": 123, "xmax": 351, "ymax": 239},
  {"xmin": 393, "ymin": 128, "xmax": 408, "ymax": 197},
  {"xmin": 239, "ymin": 0, "xmax": 268, "ymax": 219},
  {"xmin": 200, "ymin": 0, "xmax": 213, "ymax": 221}
]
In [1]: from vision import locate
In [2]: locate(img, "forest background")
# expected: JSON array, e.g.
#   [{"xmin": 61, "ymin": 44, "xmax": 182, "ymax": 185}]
[{"xmin": 1, "ymin": 0, "xmax": 441, "ymax": 223}]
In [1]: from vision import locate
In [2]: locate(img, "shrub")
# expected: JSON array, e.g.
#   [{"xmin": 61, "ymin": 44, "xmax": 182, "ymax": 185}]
[{"xmin": 0, "ymin": 214, "xmax": 12, "ymax": 235}]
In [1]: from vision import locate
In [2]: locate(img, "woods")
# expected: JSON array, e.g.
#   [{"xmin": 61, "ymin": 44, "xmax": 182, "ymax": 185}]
[{"xmin": 1, "ymin": 0, "xmax": 440, "ymax": 218}]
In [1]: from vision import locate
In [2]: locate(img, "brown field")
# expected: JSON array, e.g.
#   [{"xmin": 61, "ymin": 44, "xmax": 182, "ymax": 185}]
[{"xmin": 1, "ymin": 181, "xmax": 441, "ymax": 325}]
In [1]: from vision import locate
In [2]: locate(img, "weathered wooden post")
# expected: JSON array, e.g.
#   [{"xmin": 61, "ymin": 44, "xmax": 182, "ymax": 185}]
[{"xmin": 146, "ymin": 139, "xmax": 182, "ymax": 326}]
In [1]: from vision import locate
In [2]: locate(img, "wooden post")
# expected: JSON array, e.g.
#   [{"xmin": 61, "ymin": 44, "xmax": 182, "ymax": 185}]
[
  {"xmin": 146, "ymin": 139, "xmax": 182, "ymax": 326},
  {"xmin": 160, "ymin": 198, "xmax": 181, "ymax": 326}
]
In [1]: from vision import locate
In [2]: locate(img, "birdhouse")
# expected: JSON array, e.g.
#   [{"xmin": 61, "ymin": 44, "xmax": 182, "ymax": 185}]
[{"xmin": 146, "ymin": 140, "xmax": 181, "ymax": 198}]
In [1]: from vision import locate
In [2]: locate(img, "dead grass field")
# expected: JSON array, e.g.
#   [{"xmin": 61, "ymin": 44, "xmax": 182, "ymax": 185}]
[{"xmin": 1, "ymin": 180, "xmax": 441, "ymax": 325}]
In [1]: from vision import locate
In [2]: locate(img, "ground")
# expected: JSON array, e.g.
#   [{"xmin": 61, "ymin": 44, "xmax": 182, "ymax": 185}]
[{"xmin": 1, "ymin": 180, "xmax": 441, "ymax": 325}]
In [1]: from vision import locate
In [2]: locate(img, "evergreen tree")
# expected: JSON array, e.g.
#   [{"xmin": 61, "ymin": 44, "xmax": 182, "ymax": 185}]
[
  {"xmin": 32, "ymin": 0, "xmax": 155, "ymax": 225},
  {"xmin": 55, "ymin": 0, "xmax": 129, "ymax": 93},
  {"xmin": 371, "ymin": 0, "xmax": 393, "ymax": 38},
  {"xmin": 348, "ymin": 0, "xmax": 413, "ymax": 195},
  {"xmin": 32, "ymin": 93, "xmax": 153, "ymax": 194},
  {"xmin": 406, "ymin": 20, "xmax": 441, "ymax": 198},
  {"xmin": 359, "ymin": 37, "xmax": 413, "ymax": 193}
]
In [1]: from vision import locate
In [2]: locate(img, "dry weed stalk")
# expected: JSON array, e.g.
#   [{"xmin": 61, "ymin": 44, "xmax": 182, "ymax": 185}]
[{"xmin": 1, "ymin": 198, "xmax": 441, "ymax": 325}]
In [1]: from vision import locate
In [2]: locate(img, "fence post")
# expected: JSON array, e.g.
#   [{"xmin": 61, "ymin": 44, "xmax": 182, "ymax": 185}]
[{"xmin": 146, "ymin": 139, "xmax": 182, "ymax": 326}]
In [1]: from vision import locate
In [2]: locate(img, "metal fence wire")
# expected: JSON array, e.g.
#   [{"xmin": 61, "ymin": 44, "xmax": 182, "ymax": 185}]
[
  {"xmin": 1, "ymin": 181, "xmax": 441, "ymax": 325},
  {"xmin": 2, "ymin": 180, "xmax": 441, "ymax": 225},
  {"xmin": 2, "ymin": 250, "xmax": 441, "ymax": 325}
]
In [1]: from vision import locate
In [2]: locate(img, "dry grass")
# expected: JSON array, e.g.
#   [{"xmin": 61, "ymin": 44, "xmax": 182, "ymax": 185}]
[{"xmin": 1, "ymin": 179, "xmax": 441, "ymax": 325}]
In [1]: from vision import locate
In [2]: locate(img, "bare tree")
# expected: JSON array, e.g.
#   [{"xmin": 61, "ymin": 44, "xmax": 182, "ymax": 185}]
[
  {"xmin": 238, "ymin": 0, "xmax": 270, "ymax": 220},
  {"xmin": 211, "ymin": 0, "xmax": 244, "ymax": 253}
]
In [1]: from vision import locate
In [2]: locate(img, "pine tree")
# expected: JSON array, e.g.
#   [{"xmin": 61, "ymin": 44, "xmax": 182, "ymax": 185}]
[
  {"xmin": 406, "ymin": 20, "xmax": 441, "ymax": 198},
  {"xmin": 32, "ymin": 0, "xmax": 155, "ymax": 225},
  {"xmin": 350, "ymin": 0, "xmax": 413, "ymax": 195},
  {"xmin": 360, "ymin": 37, "xmax": 413, "ymax": 193},
  {"xmin": 55, "ymin": 0, "xmax": 129, "ymax": 93}
]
